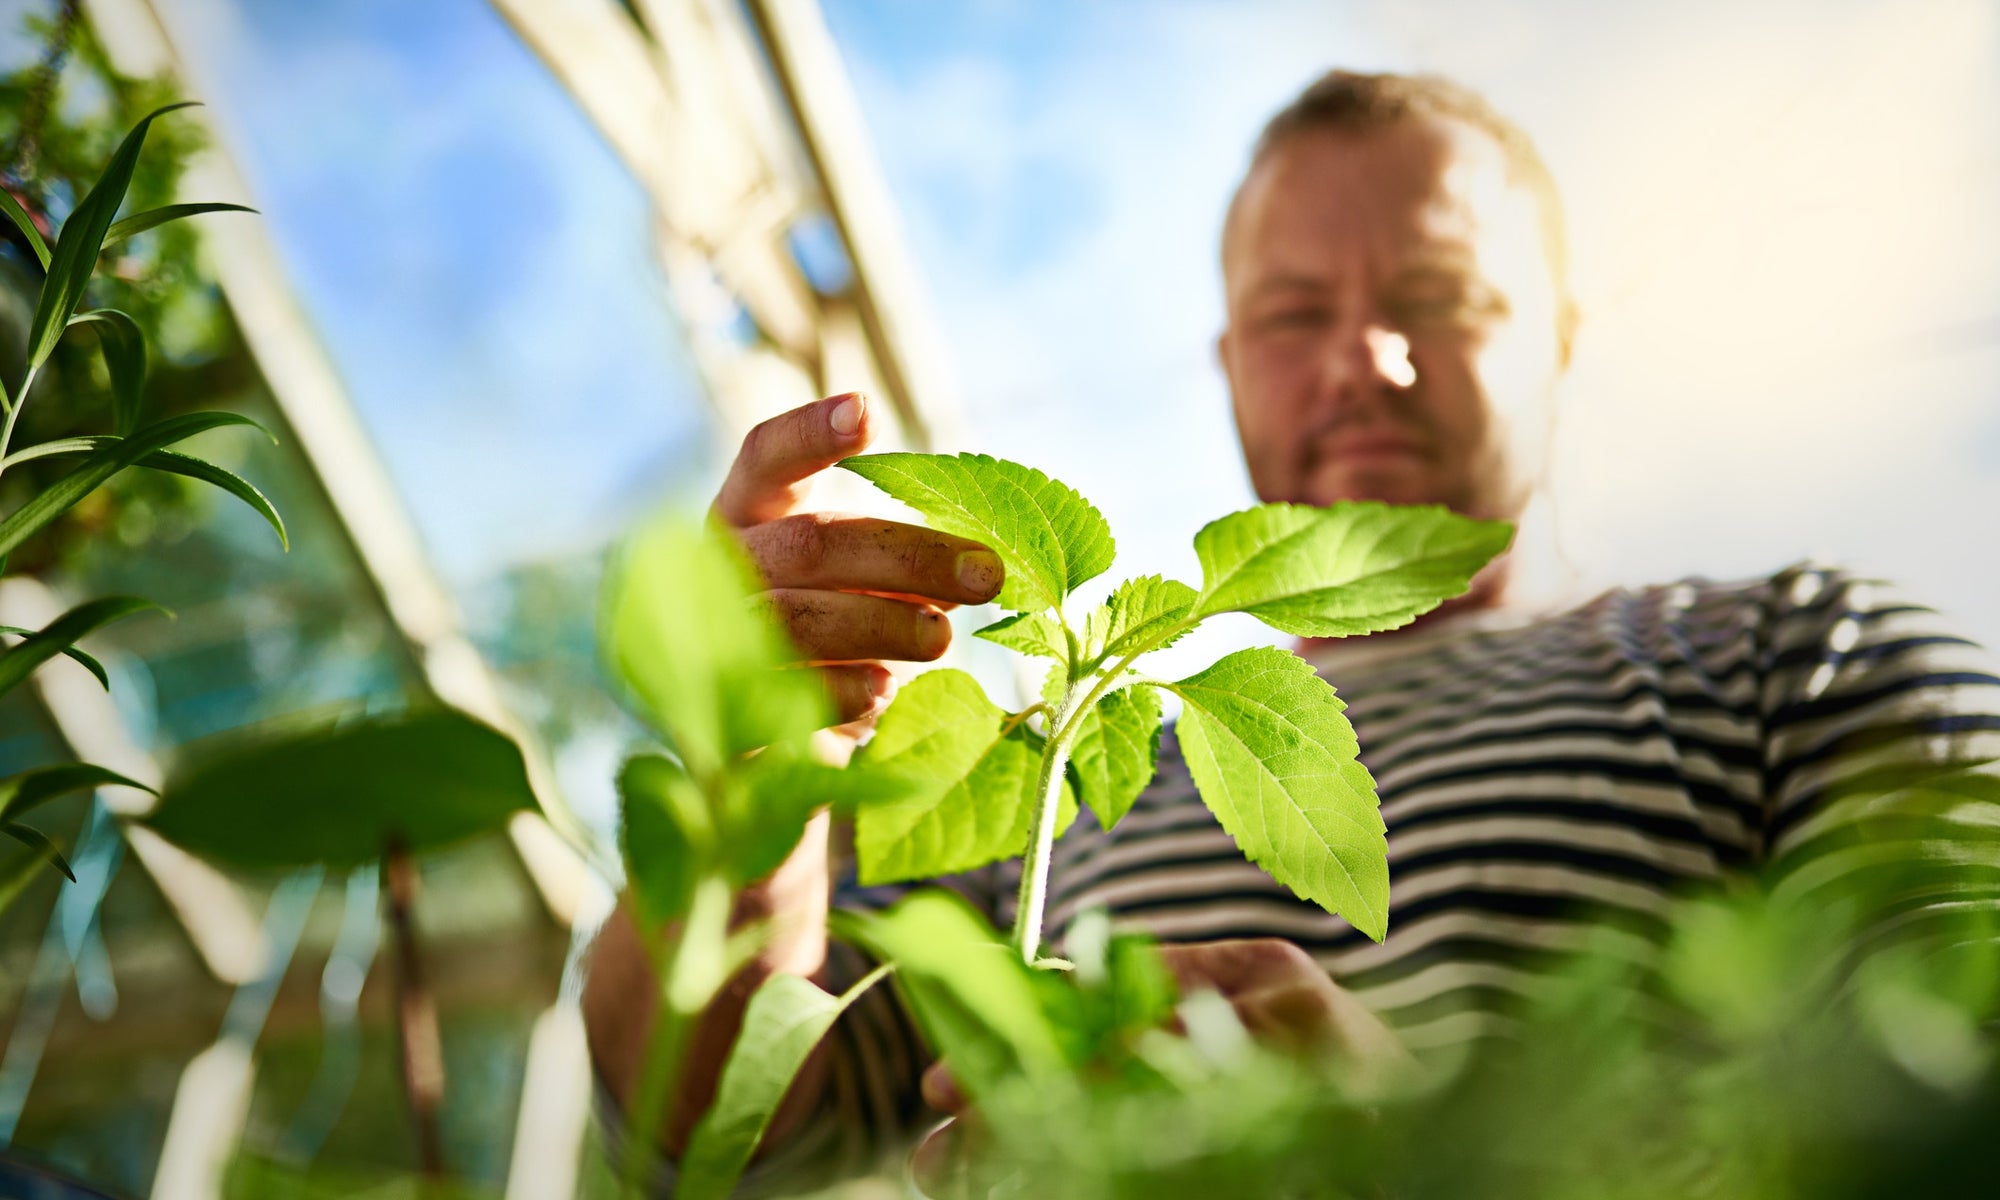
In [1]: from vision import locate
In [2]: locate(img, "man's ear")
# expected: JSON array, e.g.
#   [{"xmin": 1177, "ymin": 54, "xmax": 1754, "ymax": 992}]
[
  {"xmin": 1215, "ymin": 327, "xmax": 1236, "ymax": 383},
  {"xmin": 1555, "ymin": 295, "xmax": 1580, "ymax": 372}
]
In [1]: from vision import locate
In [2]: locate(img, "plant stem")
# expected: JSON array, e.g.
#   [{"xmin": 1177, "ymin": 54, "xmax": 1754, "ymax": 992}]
[
  {"xmin": 383, "ymin": 841, "xmax": 446, "ymax": 1178},
  {"xmin": 0, "ymin": 363, "xmax": 39, "ymax": 490},
  {"xmin": 1011, "ymin": 711, "xmax": 1076, "ymax": 963},
  {"xmin": 621, "ymin": 872, "xmax": 733, "ymax": 1199},
  {"xmin": 1009, "ymin": 618, "xmax": 1196, "ymax": 965}
]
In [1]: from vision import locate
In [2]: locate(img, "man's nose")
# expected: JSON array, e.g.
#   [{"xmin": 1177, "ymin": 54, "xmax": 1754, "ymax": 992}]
[{"xmin": 1323, "ymin": 322, "xmax": 1416, "ymax": 396}]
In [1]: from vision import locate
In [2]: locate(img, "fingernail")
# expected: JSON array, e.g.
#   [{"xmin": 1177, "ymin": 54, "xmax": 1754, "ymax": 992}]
[
  {"xmin": 919, "ymin": 609, "xmax": 952, "ymax": 657},
  {"xmin": 956, "ymin": 550, "xmax": 1003, "ymax": 598},
  {"xmin": 829, "ymin": 394, "xmax": 865, "ymax": 438}
]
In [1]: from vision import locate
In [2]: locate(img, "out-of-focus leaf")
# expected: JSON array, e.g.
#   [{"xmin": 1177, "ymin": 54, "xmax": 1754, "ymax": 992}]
[
  {"xmin": 66, "ymin": 310, "xmax": 146, "ymax": 434},
  {"xmin": 603, "ymin": 517, "xmax": 826, "ymax": 780},
  {"xmin": 723, "ymin": 750, "xmax": 907, "ymax": 886},
  {"xmin": 146, "ymin": 708, "xmax": 535, "ymax": 868},
  {"xmin": 2, "ymin": 436, "xmax": 288, "ymax": 549},
  {"xmin": 0, "ymin": 186, "xmax": 51, "ymax": 269},
  {"xmin": 0, "ymin": 410, "xmax": 270, "ymax": 559},
  {"xmin": 27, "ymin": 102, "xmax": 198, "ymax": 372},
  {"xmin": 676, "ymin": 966, "xmax": 892, "ymax": 1200},
  {"xmin": 0, "ymin": 596, "xmax": 159, "ymax": 698},
  {"xmin": 0, "ymin": 625, "xmax": 107, "ymax": 688},
  {"xmin": 840, "ymin": 452, "xmax": 1113, "ymax": 612},
  {"xmin": 833, "ymin": 889, "xmax": 1067, "ymax": 1095},
  {"xmin": 2, "ymin": 823, "xmax": 74, "ymax": 882},
  {"xmin": 0, "ymin": 841, "xmax": 47, "ymax": 914},
  {"xmin": 0, "ymin": 762, "xmax": 154, "ymax": 823},
  {"xmin": 1174, "ymin": 647, "xmax": 1388, "ymax": 941},
  {"xmin": 101, "ymin": 202, "xmax": 255, "ymax": 249},
  {"xmin": 619, "ymin": 753, "xmax": 704, "ymax": 928}
]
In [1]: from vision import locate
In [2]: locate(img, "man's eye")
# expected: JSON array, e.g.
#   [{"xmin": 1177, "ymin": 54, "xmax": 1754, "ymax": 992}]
[
  {"xmin": 1258, "ymin": 307, "xmax": 1330, "ymax": 330},
  {"xmin": 1392, "ymin": 286, "xmax": 1508, "ymax": 326}
]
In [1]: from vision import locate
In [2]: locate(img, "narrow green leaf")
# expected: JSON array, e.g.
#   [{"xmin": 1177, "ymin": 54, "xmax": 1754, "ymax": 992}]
[
  {"xmin": 0, "ymin": 185, "xmax": 50, "ymax": 269},
  {"xmin": 0, "ymin": 410, "xmax": 269, "ymax": 561},
  {"xmin": 139, "ymin": 448, "xmax": 288, "ymax": 548},
  {"xmin": 974, "ymin": 610, "xmax": 1069, "ymax": 662},
  {"xmin": 677, "ymin": 966, "xmax": 893, "ymax": 1200},
  {"xmin": 27, "ymin": 102, "xmax": 199, "ymax": 371},
  {"xmin": 1066, "ymin": 685, "xmax": 1163, "ymax": 831},
  {"xmin": 0, "ymin": 762, "xmax": 155, "ymax": 823},
  {"xmin": 0, "ymin": 596, "xmax": 159, "ymax": 698},
  {"xmin": 1192, "ymin": 501, "xmax": 1513, "ymax": 637},
  {"xmin": 101, "ymin": 202, "xmax": 255, "ymax": 249},
  {"xmin": 2, "ymin": 823, "xmax": 74, "ymax": 882},
  {"xmin": 833, "ymin": 889, "xmax": 1067, "ymax": 1092},
  {"xmin": 1173, "ymin": 646, "xmax": 1388, "ymax": 941},
  {"xmin": 146, "ymin": 708, "xmax": 535, "ymax": 868},
  {"xmin": 618, "ymin": 754, "xmax": 704, "ymax": 928},
  {"xmin": 1, "ymin": 436, "xmax": 289, "ymax": 549},
  {"xmin": 840, "ymin": 452, "xmax": 1114, "ymax": 612},
  {"xmin": 66, "ymin": 310, "xmax": 146, "ymax": 434},
  {"xmin": 1085, "ymin": 575, "xmax": 1199, "ymax": 664},
  {"xmin": 850, "ymin": 669, "xmax": 1073, "ymax": 884},
  {"xmin": 603, "ymin": 517, "xmax": 826, "ymax": 779},
  {"xmin": 0, "ymin": 625, "xmax": 106, "ymax": 688}
]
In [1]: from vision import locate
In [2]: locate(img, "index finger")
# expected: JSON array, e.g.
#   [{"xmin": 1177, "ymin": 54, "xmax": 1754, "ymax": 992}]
[{"xmin": 714, "ymin": 393, "xmax": 874, "ymax": 528}]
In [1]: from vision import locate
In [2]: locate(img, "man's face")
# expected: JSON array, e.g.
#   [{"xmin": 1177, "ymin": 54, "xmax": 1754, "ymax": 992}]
[{"xmin": 1219, "ymin": 116, "xmax": 1568, "ymax": 522}]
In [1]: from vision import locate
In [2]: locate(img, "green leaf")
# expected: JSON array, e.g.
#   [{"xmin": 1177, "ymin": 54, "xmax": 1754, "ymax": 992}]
[
  {"xmin": 1066, "ymin": 685, "xmax": 1163, "ymax": 831},
  {"xmin": 840, "ymin": 452, "xmax": 1114, "ymax": 612},
  {"xmin": 676, "ymin": 966, "xmax": 893, "ymax": 1200},
  {"xmin": 832, "ymin": 889, "xmax": 1067, "ymax": 1092},
  {"xmin": 850, "ymin": 669, "xmax": 1073, "ymax": 884},
  {"xmin": 66, "ymin": 310, "xmax": 146, "ymax": 434},
  {"xmin": 2, "ymin": 437, "xmax": 289, "ymax": 550},
  {"xmin": 1172, "ymin": 647, "xmax": 1388, "ymax": 941},
  {"xmin": 0, "ymin": 185, "xmax": 50, "ymax": 269},
  {"xmin": 603, "ymin": 517, "xmax": 826, "ymax": 780},
  {"xmin": 0, "ymin": 410, "xmax": 270, "ymax": 561},
  {"xmin": 1192, "ymin": 501, "xmax": 1513, "ymax": 637},
  {"xmin": 724, "ymin": 751, "xmax": 906, "ymax": 885},
  {"xmin": 146, "ymin": 708, "xmax": 535, "ymax": 868},
  {"xmin": 1085, "ymin": 575, "xmax": 1199, "ymax": 664},
  {"xmin": 0, "ymin": 625, "xmax": 107, "ymax": 688},
  {"xmin": 974, "ymin": 610, "xmax": 1070, "ymax": 663},
  {"xmin": 618, "ymin": 754, "xmax": 705, "ymax": 927},
  {"xmin": 26, "ymin": 102, "xmax": 199, "ymax": 372},
  {"xmin": 0, "ymin": 839, "xmax": 50, "ymax": 914},
  {"xmin": 0, "ymin": 762, "xmax": 155, "ymax": 823},
  {"xmin": 0, "ymin": 596, "xmax": 159, "ymax": 698},
  {"xmin": 2, "ymin": 823, "xmax": 74, "ymax": 882},
  {"xmin": 101, "ymin": 202, "xmax": 255, "ymax": 249}
]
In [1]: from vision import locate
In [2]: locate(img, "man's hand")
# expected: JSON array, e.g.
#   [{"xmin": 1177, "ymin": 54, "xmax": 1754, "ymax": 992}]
[{"xmin": 714, "ymin": 392, "xmax": 1005, "ymax": 724}]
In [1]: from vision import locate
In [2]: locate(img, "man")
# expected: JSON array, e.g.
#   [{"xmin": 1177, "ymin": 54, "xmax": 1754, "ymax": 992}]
[{"xmin": 586, "ymin": 70, "xmax": 2000, "ymax": 1176}]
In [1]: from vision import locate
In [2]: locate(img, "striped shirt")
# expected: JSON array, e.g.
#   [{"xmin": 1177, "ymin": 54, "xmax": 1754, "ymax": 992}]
[{"xmin": 803, "ymin": 561, "xmax": 2000, "ymax": 1162}]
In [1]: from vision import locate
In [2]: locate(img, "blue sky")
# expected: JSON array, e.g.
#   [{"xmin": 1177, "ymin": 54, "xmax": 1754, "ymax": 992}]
[{"xmin": 22, "ymin": 0, "xmax": 1995, "ymax": 660}]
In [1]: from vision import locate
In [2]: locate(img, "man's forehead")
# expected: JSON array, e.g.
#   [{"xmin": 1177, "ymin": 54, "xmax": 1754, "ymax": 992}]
[{"xmin": 1226, "ymin": 116, "xmax": 1530, "ymax": 283}]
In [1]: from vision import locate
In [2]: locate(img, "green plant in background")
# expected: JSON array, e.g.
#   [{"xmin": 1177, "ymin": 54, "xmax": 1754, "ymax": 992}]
[
  {"xmin": 0, "ymin": 100, "xmax": 277, "ymax": 905},
  {"xmin": 143, "ymin": 706, "xmax": 541, "ymax": 1178},
  {"xmin": 838, "ymin": 452, "xmax": 1511, "ymax": 960},
  {"xmin": 599, "ymin": 516, "xmax": 904, "ymax": 1199}
]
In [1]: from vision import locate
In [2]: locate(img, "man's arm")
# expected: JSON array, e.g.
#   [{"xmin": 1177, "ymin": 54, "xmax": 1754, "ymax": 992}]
[{"xmin": 584, "ymin": 393, "xmax": 1006, "ymax": 1163}]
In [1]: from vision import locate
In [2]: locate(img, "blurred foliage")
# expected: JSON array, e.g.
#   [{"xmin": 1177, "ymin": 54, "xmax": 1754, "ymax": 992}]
[
  {"xmin": 0, "ymin": 10, "xmax": 260, "ymax": 578},
  {"xmin": 881, "ymin": 764, "xmax": 2000, "ymax": 1200}
]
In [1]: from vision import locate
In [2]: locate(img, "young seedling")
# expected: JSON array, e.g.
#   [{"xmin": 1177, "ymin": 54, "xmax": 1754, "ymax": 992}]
[
  {"xmin": 0, "ymin": 102, "xmax": 275, "ymax": 903},
  {"xmin": 838, "ymin": 453, "xmax": 1512, "ymax": 962}
]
